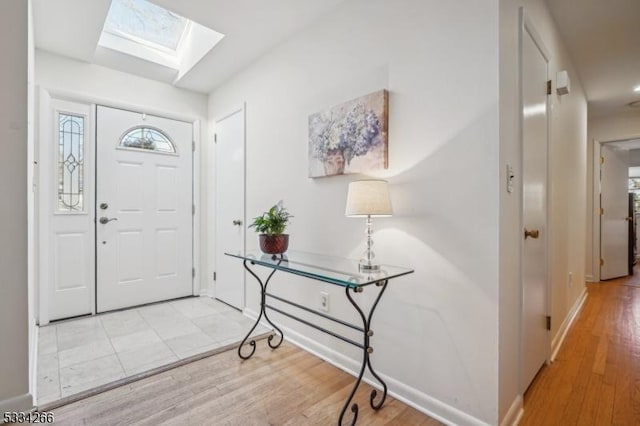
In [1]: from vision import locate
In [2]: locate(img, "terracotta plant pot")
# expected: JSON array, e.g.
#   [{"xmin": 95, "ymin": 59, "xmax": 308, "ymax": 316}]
[{"xmin": 259, "ymin": 234, "xmax": 289, "ymax": 254}]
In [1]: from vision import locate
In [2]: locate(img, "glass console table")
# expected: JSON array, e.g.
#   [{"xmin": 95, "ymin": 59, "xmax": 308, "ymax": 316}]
[{"xmin": 225, "ymin": 250, "xmax": 414, "ymax": 426}]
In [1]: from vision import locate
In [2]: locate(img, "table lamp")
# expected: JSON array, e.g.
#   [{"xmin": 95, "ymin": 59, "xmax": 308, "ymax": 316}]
[{"xmin": 345, "ymin": 180, "xmax": 393, "ymax": 271}]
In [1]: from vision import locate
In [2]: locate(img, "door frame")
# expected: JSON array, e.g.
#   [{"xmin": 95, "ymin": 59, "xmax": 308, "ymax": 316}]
[
  {"xmin": 592, "ymin": 137, "xmax": 640, "ymax": 282},
  {"xmin": 36, "ymin": 86, "xmax": 202, "ymax": 325},
  {"xmin": 518, "ymin": 8, "xmax": 552, "ymax": 392},
  {"xmin": 211, "ymin": 103, "xmax": 246, "ymax": 307}
]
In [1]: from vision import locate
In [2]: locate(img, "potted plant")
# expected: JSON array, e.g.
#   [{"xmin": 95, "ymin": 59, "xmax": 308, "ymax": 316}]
[{"xmin": 249, "ymin": 201, "xmax": 293, "ymax": 254}]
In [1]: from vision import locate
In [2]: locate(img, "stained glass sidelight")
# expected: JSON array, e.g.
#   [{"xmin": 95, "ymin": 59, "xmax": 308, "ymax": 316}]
[
  {"xmin": 58, "ymin": 114, "xmax": 85, "ymax": 212},
  {"xmin": 119, "ymin": 126, "xmax": 175, "ymax": 153}
]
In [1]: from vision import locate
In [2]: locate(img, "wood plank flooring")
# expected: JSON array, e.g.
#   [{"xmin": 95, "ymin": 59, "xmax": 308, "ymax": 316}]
[
  {"xmin": 48, "ymin": 275, "xmax": 640, "ymax": 425},
  {"xmin": 521, "ymin": 276, "xmax": 640, "ymax": 425},
  {"xmin": 48, "ymin": 342, "xmax": 441, "ymax": 425}
]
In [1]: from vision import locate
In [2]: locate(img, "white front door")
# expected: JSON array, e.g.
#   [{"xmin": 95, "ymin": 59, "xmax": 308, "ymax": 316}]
[
  {"xmin": 600, "ymin": 144, "xmax": 629, "ymax": 280},
  {"xmin": 521, "ymin": 17, "xmax": 549, "ymax": 392},
  {"xmin": 96, "ymin": 106, "xmax": 193, "ymax": 312},
  {"xmin": 214, "ymin": 106, "xmax": 245, "ymax": 309}
]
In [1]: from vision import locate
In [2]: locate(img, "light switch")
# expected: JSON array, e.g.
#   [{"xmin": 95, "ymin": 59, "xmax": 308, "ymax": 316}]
[{"xmin": 506, "ymin": 164, "xmax": 515, "ymax": 193}]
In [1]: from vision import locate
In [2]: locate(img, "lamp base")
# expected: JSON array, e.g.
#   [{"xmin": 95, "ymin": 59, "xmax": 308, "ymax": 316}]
[{"xmin": 359, "ymin": 261, "xmax": 380, "ymax": 272}]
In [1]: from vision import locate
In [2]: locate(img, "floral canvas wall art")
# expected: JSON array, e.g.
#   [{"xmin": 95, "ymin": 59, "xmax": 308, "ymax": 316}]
[{"xmin": 308, "ymin": 90, "xmax": 388, "ymax": 177}]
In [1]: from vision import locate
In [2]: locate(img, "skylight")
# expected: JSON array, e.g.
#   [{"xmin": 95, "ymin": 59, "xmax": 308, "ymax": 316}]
[
  {"xmin": 103, "ymin": 0, "xmax": 188, "ymax": 52},
  {"xmin": 97, "ymin": 0, "xmax": 225, "ymax": 78}
]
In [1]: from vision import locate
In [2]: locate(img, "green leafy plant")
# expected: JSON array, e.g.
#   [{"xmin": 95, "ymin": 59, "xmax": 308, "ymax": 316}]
[{"xmin": 249, "ymin": 201, "xmax": 293, "ymax": 235}]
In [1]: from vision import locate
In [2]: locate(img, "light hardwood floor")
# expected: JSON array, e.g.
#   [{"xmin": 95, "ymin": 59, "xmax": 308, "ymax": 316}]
[
  {"xmin": 47, "ymin": 341, "xmax": 441, "ymax": 425},
  {"xmin": 48, "ymin": 276, "xmax": 639, "ymax": 425},
  {"xmin": 521, "ymin": 276, "xmax": 640, "ymax": 425}
]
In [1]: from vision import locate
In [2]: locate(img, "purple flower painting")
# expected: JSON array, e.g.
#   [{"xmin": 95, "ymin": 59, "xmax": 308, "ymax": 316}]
[{"xmin": 308, "ymin": 90, "xmax": 388, "ymax": 177}]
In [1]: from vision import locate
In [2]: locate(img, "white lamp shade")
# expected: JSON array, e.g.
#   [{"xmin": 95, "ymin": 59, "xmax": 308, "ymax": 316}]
[{"xmin": 345, "ymin": 180, "xmax": 393, "ymax": 217}]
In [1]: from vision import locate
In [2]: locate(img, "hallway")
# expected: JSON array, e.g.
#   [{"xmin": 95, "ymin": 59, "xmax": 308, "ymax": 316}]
[{"xmin": 521, "ymin": 275, "xmax": 640, "ymax": 425}]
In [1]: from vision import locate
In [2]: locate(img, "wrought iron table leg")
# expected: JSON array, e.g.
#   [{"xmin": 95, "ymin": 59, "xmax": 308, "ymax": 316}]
[
  {"xmin": 366, "ymin": 280, "xmax": 389, "ymax": 410},
  {"xmin": 338, "ymin": 280, "xmax": 389, "ymax": 425},
  {"xmin": 237, "ymin": 259, "xmax": 284, "ymax": 359}
]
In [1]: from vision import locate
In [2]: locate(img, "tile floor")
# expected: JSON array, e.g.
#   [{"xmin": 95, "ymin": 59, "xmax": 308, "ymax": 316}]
[{"xmin": 36, "ymin": 297, "xmax": 268, "ymax": 405}]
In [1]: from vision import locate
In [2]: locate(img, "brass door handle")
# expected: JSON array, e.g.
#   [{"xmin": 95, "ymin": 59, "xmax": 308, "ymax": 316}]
[
  {"xmin": 626, "ymin": 217, "xmax": 633, "ymax": 222},
  {"xmin": 524, "ymin": 228, "xmax": 539, "ymax": 239}
]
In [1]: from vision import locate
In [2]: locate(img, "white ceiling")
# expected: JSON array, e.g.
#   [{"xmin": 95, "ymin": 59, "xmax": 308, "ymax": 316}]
[
  {"xmin": 546, "ymin": 0, "xmax": 640, "ymax": 118},
  {"xmin": 33, "ymin": 0, "xmax": 346, "ymax": 94},
  {"xmin": 34, "ymin": 0, "xmax": 639, "ymax": 114}
]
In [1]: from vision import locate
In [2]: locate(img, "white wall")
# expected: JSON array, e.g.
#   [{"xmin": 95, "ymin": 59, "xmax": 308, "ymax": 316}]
[
  {"xmin": 0, "ymin": 0, "xmax": 32, "ymax": 413},
  {"xmin": 34, "ymin": 50, "xmax": 213, "ymax": 296},
  {"xmin": 36, "ymin": 50, "xmax": 208, "ymax": 122},
  {"xmin": 586, "ymin": 112, "xmax": 640, "ymax": 280},
  {"xmin": 210, "ymin": 0, "xmax": 500, "ymax": 424},
  {"xmin": 589, "ymin": 112, "xmax": 640, "ymax": 143},
  {"xmin": 499, "ymin": 0, "xmax": 588, "ymax": 422},
  {"xmin": 630, "ymin": 149, "xmax": 640, "ymax": 167}
]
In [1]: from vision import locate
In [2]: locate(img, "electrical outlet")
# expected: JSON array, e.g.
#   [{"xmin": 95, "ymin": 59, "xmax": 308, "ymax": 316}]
[{"xmin": 320, "ymin": 292, "xmax": 330, "ymax": 312}]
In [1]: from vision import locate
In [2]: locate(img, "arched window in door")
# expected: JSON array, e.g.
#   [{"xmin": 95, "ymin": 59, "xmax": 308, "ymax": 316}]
[{"xmin": 119, "ymin": 126, "xmax": 176, "ymax": 153}]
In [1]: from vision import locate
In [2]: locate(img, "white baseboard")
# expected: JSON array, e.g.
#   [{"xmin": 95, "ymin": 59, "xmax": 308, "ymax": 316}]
[
  {"xmin": 243, "ymin": 308, "xmax": 487, "ymax": 426},
  {"xmin": 500, "ymin": 395, "xmax": 523, "ymax": 426},
  {"xmin": 550, "ymin": 288, "xmax": 587, "ymax": 362},
  {"xmin": 0, "ymin": 394, "xmax": 34, "ymax": 417},
  {"xmin": 585, "ymin": 274, "xmax": 595, "ymax": 283},
  {"xmin": 198, "ymin": 287, "xmax": 213, "ymax": 298}
]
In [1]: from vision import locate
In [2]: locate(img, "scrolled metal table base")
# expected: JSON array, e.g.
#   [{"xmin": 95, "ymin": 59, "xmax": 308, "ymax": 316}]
[{"xmin": 237, "ymin": 258, "xmax": 388, "ymax": 426}]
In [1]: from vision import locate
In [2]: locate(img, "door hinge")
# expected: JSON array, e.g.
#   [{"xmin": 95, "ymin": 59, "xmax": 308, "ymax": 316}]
[
  {"xmin": 546, "ymin": 316, "xmax": 551, "ymax": 331},
  {"xmin": 192, "ymin": 267, "xmax": 196, "ymax": 278},
  {"xmin": 600, "ymin": 156, "xmax": 605, "ymax": 164},
  {"xmin": 600, "ymin": 207, "xmax": 604, "ymax": 215},
  {"xmin": 214, "ymin": 133, "xmax": 217, "ymax": 144},
  {"xmin": 213, "ymin": 271, "xmax": 217, "ymax": 281},
  {"xmin": 546, "ymin": 80, "xmax": 552, "ymax": 95},
  {"xmin": 192, "ymin": 141, "xmax": 196, "ymax": 152},
  {"xmin": 600, "ymin": 258, "xmax": 604, "ymax": 266}
]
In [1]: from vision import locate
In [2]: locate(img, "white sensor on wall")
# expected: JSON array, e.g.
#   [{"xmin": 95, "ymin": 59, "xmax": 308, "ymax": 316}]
[{"xmin": 556, "ymin": 70, "xmax": 570, "ymax": 95}]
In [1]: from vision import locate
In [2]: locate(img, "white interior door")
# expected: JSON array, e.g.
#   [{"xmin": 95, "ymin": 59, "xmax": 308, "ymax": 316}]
[
  {"xmin": 521, "ymin": 19, "xmax": 549, "ymax": 392},
  {"xmin": 214, "ymin": 107, "xmax": 245, "ymax": 309},
  {"xmin": 96, "ymin": 106, "xmax": 193, "ymax": 312},
  {"xmin": 40, "ymin": 96, "xmax": 95, "ymax": 322},
  {"xmin": 600, "ymin": 145, "xmax": 630, "ymax": 280}
]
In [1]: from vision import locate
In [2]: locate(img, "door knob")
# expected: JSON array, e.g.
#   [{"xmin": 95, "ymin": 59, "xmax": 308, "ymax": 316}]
[
  {"xmin": 626, "ymin": 217, "xmax": 633, "ymax": 222},
  {"xmin": 524, "ymin": 228, "xmax": 539, "ymax": 239},
  {"xmin": 99, "ymin": 217, "xmax": 118, "ymax": 224},
  {"xmin": 232, "ymin": 219, "xmax": 243, "ymax": 226}
]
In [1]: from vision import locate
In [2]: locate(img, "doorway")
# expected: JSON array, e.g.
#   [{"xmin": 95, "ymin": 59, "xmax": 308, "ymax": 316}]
[
  {"xmin": 597, "ymin": 139, "xmax": 640, "ymax": 281},
  {"xmin": 38, "ymin": 95, "xmax": 196, "ymax": 323}
]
